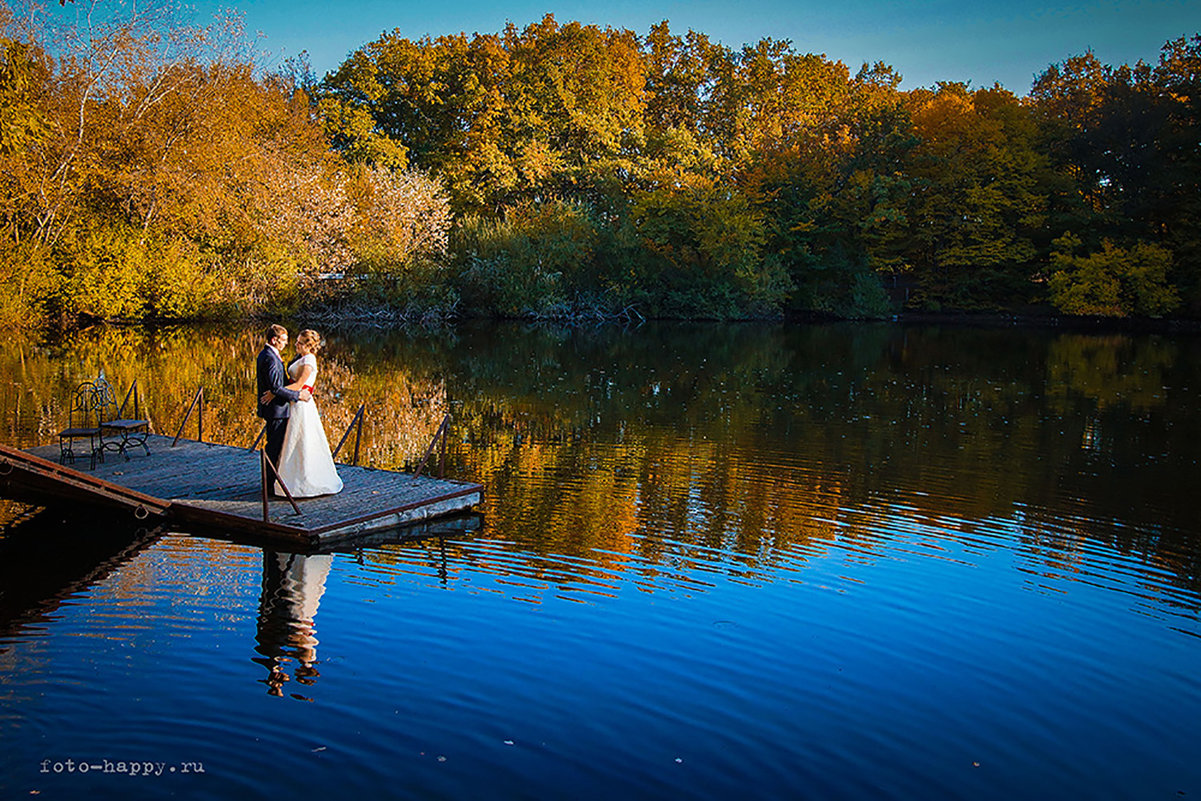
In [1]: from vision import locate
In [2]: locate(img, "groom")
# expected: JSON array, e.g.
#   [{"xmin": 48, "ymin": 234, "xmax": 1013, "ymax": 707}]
[{"xmin": 256, "ymin": 324, "xmax": 311, "ymax": 493}]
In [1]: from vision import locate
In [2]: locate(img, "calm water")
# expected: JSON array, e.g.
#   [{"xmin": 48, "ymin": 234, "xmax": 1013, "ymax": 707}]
[{"xmin": 1, "ymin": 321, "xmax": 1200, "ymax": 800}]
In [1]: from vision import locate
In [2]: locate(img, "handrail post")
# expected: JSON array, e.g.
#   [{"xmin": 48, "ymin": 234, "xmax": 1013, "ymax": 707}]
[
  {"xmin": 439, "ymin": 417, "xmax": 447, "ymax": 478},
  {"xmin": 250, "ymin": 424, "xmax": 266, "ymax": 452},
  {"xmin": 353, "ymin": 409, "xmax": 364, "ymax": 466},
  {"xmin": 172, "ymin": 387, "xmax": 204, "ymax": 447},
  {"xmin": 198, "ymin": 389, "xmax": 204, "ymax": 443},
  {"xmin": 414, "ymin": 414, "xmax": 450, "ymax": 479},
  {"xmin": 260, "ymin": 450, "xmax": 269, "ymax": 521},
  {"xmin": 332, "ymin": 404, "xmax": 365, "ymax": 463},
  {"xmin": 117, "ymin": 380, "xmax": 137, "ymax": 418},
  {"xmin": 261, "ymin": 448, "xmax": 302, "ymax": 518}
]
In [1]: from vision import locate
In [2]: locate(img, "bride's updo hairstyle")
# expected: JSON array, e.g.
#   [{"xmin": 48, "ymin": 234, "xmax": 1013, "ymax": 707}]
[{"xmin": 296, "ymin": 329, "xmax": 323, "ymax": 354}]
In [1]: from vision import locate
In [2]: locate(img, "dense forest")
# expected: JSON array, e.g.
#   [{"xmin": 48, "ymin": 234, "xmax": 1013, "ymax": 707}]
[{"xmin": 1, "ymin": 1, "xmax": 1198, "ymax": 327}]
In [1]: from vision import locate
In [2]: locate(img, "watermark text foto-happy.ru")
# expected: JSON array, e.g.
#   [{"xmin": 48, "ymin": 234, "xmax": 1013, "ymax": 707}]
[{"xmin": 40, "ymin": 758, "xmax": 205, "ymax": 777}]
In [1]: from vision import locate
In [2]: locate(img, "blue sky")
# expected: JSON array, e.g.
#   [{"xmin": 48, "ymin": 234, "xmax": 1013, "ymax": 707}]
[{"xmin": 197, "ymin": 0, "xmax": 1199, "ymax": 93}]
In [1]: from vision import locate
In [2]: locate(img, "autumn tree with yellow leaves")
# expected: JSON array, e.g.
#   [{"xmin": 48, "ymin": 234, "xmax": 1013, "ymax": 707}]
[
  {"xmin": 2, "ymin": 1, "xmax": 1198, "ymax": 326},
  {"xmin": 0, "ymin": 0, "xmax": 451, "ymax": 326}
]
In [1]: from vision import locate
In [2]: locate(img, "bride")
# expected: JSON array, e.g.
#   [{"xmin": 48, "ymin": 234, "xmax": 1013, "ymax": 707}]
[{"xmin": 273, "ymin": 329, "xmax": 343, "ymax": 497}]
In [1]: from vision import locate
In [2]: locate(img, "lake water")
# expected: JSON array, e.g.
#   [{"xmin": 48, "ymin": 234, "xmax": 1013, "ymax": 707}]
[{"xmin": 1, "ymin": 321, "xmax": 1199, "ymax": 799}]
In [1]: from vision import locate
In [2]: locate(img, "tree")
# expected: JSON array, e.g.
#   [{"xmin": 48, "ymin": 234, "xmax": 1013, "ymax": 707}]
[
  {"xmin": 0, "ymin": 0, "xmax": 455, "ymax": 325},
  {"xmin": 643, "ymin": 22, "xmax": 713, "ymax": 135},
  {"xmin": 318, "ymin": 16, "xmax": 647, "ymax": 215},
  {"xmin": 0, "ymin": 35, "xmax": 49, "ymax": 158},
  {"xmin": 1048, "ymin": 234, "xmax": 1180, "ymax": 317},
  {"xmin": 899, "ymin": 83, "xmax": 1050, "ymax": 309},
  {"xmin": 745, "ymin": 60, "xmax": 911, "ymax": 318},
  {"xmin": 630, "ymin": 180, "xmax": 789, "ymax": 317},
  {"xmin": 1150, "ymin": 35, "xmax": 1201, "ymax": 311},
  {"xmin": 1032, "ymin": 36, "xmax": 1201, "ymax": 313}
]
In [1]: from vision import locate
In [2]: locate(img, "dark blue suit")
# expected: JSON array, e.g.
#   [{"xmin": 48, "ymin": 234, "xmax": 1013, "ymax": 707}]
[{"xmin": 256, "ymin": 345, "xmax": 301, "ymax": 483}]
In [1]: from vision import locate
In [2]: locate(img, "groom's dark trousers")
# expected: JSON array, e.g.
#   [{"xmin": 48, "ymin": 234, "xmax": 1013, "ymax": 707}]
[
  {"xmin": 256, "ymin": 344, "xmax": 300, "ymax": 490},
  {"xmin": 264, "ymin": 419, "xmax": 288, "ymax": 476}
]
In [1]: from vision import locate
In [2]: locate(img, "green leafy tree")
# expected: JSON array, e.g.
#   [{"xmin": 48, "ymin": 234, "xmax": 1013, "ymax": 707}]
[
  {"xmin": 1048, "ymin": 233, "xmax": 1180, "ymax": 317},
  {"xmin": 452, "ymin": 200, "xmax": 602, "ymax": 318},
  {"xmin": 746, "ymin": 61, "xmax": 911, "ymax": 318},
  {"xmin": 1150, "ymin": 36, "xmax": 1201, "ymax": 311},
  {"xmin": 1032, "ymin": 36, "xmax": 1201, "ymax": 313},
  {"xmin": 630, "ymin": 181, "xmax": 789, "ymax": 317},
  {"xmin": 900, "ymin": 83, "xmax": 1050, "ymax": 310}
]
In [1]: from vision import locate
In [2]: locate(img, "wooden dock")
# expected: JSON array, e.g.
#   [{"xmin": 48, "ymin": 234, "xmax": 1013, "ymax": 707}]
[{"xmin": 0, "ymin": 435, "xmax": 484, "ymax": 547}]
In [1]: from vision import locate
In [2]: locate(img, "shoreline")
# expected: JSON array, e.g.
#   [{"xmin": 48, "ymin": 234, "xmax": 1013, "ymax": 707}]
[
  {"xmin": 885, "ymin": 310, "xmax": 1201, "ymax": 334},
  {"xmin": 34, "ymin": 307, "xmax": 1201, "ymax": 337},
  {"xmin": 780, "ymin": 306, "xmax": 1201, "ymax": 334}
]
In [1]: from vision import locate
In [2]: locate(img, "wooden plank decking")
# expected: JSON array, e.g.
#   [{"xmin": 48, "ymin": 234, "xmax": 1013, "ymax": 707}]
[{"xmin": 0, "ymin": 435, "xmax": 483, "ymax": 546}]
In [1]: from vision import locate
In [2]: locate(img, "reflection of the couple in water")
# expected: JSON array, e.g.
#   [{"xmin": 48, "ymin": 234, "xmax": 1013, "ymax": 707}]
[
  {"xmin": 249, "ymin": 515, "xmax": 477, "ymax": 698},
  {"xmin": 253, "ymin": 551, "xmax": 332, "ymax": 698}
]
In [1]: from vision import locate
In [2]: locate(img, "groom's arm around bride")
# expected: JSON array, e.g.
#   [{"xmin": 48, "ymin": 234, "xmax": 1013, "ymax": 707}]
[{"xmin": 256, "ymin": 324, "xmax": 311, "ymax": 488}]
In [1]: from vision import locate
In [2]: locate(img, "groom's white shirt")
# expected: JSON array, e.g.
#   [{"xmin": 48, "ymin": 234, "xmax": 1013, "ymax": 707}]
[{"xmin": 268, "ymin": 344, "xmax": 282, "ymax": 362}]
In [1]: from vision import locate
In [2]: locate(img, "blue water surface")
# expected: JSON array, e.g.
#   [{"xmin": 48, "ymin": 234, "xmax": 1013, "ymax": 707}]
[{"xmin": 1, "ymin": 321, "xmax": 1200, "ymax": 800}]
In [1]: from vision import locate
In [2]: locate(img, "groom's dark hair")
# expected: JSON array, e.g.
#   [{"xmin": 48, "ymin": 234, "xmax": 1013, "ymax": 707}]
[{"xmin": 265, "ymin": 324, "xmax": 287, "ymax": 343}]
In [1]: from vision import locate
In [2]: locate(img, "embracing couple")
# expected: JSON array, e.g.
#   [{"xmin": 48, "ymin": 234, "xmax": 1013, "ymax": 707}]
[{"xmin": 256, "ymin": 324, "xmax": 344, "ymax": 498}]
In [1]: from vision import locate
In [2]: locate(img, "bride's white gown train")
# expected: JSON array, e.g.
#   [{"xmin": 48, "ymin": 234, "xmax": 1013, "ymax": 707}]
[{"xmin": 275, "ymin": 353, "xmax": 343, "ymax": 497}]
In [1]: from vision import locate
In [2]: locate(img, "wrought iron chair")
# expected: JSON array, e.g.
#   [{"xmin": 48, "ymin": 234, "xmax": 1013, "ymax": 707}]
[
  {"xmin": 58, "ymin": 382, "xmax": 104, "ymax": 469},
  {"xmin": 97, "ymin": 378, "xmax": 151, "ymax": 460}
]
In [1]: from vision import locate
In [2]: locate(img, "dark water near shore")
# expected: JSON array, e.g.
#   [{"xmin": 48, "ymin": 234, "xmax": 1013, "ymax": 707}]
[{"xmin": 1, "ymin": 321, "xmax": 1200, "ymax": 799}]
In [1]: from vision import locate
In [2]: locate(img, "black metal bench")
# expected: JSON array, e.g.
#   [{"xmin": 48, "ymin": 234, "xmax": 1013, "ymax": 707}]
[
  {"xmin": 57, "ymin": 379, "xmax": 152, "ymax": 469},
  {"xmin": 97, "ymin": 378, "xmax": 151, "ymax": 460}
]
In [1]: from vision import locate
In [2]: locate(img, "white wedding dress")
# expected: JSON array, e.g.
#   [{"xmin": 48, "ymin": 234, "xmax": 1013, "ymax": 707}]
[{"xmin": 275, "ymin": 354, "xmax": 344, "ymax": 497}]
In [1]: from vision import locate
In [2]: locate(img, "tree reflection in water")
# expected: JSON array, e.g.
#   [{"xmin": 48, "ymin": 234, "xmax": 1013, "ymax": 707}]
[
  {"xmin": 1, "ymin": 321, "xmax": 1199, "ymax": 615},
  {"xmin": 0, "ymin": 500, "xmax": 161, "ymax": 643}
]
